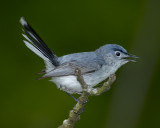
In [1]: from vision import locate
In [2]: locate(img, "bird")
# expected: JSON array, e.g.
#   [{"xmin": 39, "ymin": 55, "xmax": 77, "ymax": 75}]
[{"xmin": 20, "ymin": 17, "xmax": 137, "ymax": 95}]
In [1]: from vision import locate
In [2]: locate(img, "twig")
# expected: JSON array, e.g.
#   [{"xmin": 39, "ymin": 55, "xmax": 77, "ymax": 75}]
[
  {"xmin": 58, "ymin": 70, "xmax": 116, "ymax": 128},
  {"xmin": 89, "ymin": 74, "xmax": 116, "ymax": 96}
]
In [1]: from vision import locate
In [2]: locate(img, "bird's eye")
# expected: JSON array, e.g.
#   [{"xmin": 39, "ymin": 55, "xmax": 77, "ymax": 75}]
[{"xmin": 115, "ymin": 51, "xmax": 121, "ymax": 56}]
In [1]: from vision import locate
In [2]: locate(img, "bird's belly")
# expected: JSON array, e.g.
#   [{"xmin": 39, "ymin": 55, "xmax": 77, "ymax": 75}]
[
  {"xmin": 50, "ymin": 76, "xmax": 83, "ymax": 94},
  {"xmin": 50, "ymin": 66, "xmax": 114, "ymax": 94},
  {"xmin": 50, "ymin": 75, "xmax": 102, "ymax": 94}
]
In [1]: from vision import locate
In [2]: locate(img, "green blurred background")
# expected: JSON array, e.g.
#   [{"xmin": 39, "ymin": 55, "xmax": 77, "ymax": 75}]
[{"xmin": 1, "ymin": 0, "xmax": 160, "ymax": 128}]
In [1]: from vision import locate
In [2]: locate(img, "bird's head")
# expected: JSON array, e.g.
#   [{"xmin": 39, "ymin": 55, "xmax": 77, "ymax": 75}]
[{"xmin": 96, "ymin": 44, "xmax": 138, "ymax": 68}]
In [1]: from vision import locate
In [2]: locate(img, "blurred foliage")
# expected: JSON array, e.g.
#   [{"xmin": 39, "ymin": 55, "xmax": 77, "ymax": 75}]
[{"xmin": 0, "ymin": 0, "xmax": 160, "ymax": 128}]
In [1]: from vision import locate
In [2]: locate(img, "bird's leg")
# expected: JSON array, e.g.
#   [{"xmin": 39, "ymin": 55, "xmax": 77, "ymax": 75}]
[
  {"xmin": 65, "ymin": 92, "xmax": 88, "ymax": 104},
  {"xmin": 65, "ymin": 92, "xmax": 78, "ymax": 102}
]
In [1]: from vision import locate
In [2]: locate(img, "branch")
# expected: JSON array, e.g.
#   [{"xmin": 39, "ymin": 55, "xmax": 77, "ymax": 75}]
[
  {"xmin": 58, "ymin": 70, "xmax": 116, "ymax": 128},
  {"xmin": 89, "ymin": 74, "xmax": 116, "ymax": 96}
]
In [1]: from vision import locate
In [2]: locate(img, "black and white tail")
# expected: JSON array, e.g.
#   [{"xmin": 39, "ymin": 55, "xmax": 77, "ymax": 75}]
[{"xmin": 20, "ymin": 17, "xmax": 59, "ymax": 71}]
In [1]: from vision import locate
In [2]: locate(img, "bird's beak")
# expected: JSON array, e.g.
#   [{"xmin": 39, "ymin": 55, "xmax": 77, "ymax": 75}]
[{"xmin": 123, "ymin": 54, "xmax": 139, "ymax": 62}]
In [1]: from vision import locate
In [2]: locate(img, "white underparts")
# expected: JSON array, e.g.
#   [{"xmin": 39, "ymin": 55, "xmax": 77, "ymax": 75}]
[{"xmin": 50, "ymin": 64, "xmax": 120, "ymax": 94}]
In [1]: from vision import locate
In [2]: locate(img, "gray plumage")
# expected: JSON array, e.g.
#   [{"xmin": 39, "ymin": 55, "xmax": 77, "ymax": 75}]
[{"xmin": 20, "ymin": 17, "xmax": 137, "ymax": 94}]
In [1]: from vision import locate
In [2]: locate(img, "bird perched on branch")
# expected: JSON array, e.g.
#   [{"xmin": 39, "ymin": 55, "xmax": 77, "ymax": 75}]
[{"xmin": 20, "ymin": 17, "xmax": 138, "ymax": 94}]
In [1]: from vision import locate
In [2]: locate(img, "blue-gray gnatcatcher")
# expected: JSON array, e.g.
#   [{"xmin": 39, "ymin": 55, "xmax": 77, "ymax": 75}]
[{"xmin": 20, "ymin": 17, "xmax": 137, "ymax": 94}]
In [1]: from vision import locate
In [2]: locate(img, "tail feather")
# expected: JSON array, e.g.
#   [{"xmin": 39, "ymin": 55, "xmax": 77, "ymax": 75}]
[
  {"xmin": 20, "ymin": 17, "xmax": 59, "ymax": 67},
  {"xmin": 23, "ymin": 40, "xmax": 49, "ymax": 62}
]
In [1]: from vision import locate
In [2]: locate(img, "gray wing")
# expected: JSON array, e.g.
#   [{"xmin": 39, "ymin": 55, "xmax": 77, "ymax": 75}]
[{"xmin": 40, "ymin": 52, "xmax": 104, "ymax": 78}]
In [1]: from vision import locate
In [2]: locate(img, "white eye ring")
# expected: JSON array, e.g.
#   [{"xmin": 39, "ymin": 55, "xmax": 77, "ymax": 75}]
[{"xmin": 115, "ymin": 51, "xmax": 121, "ymax": 57}]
